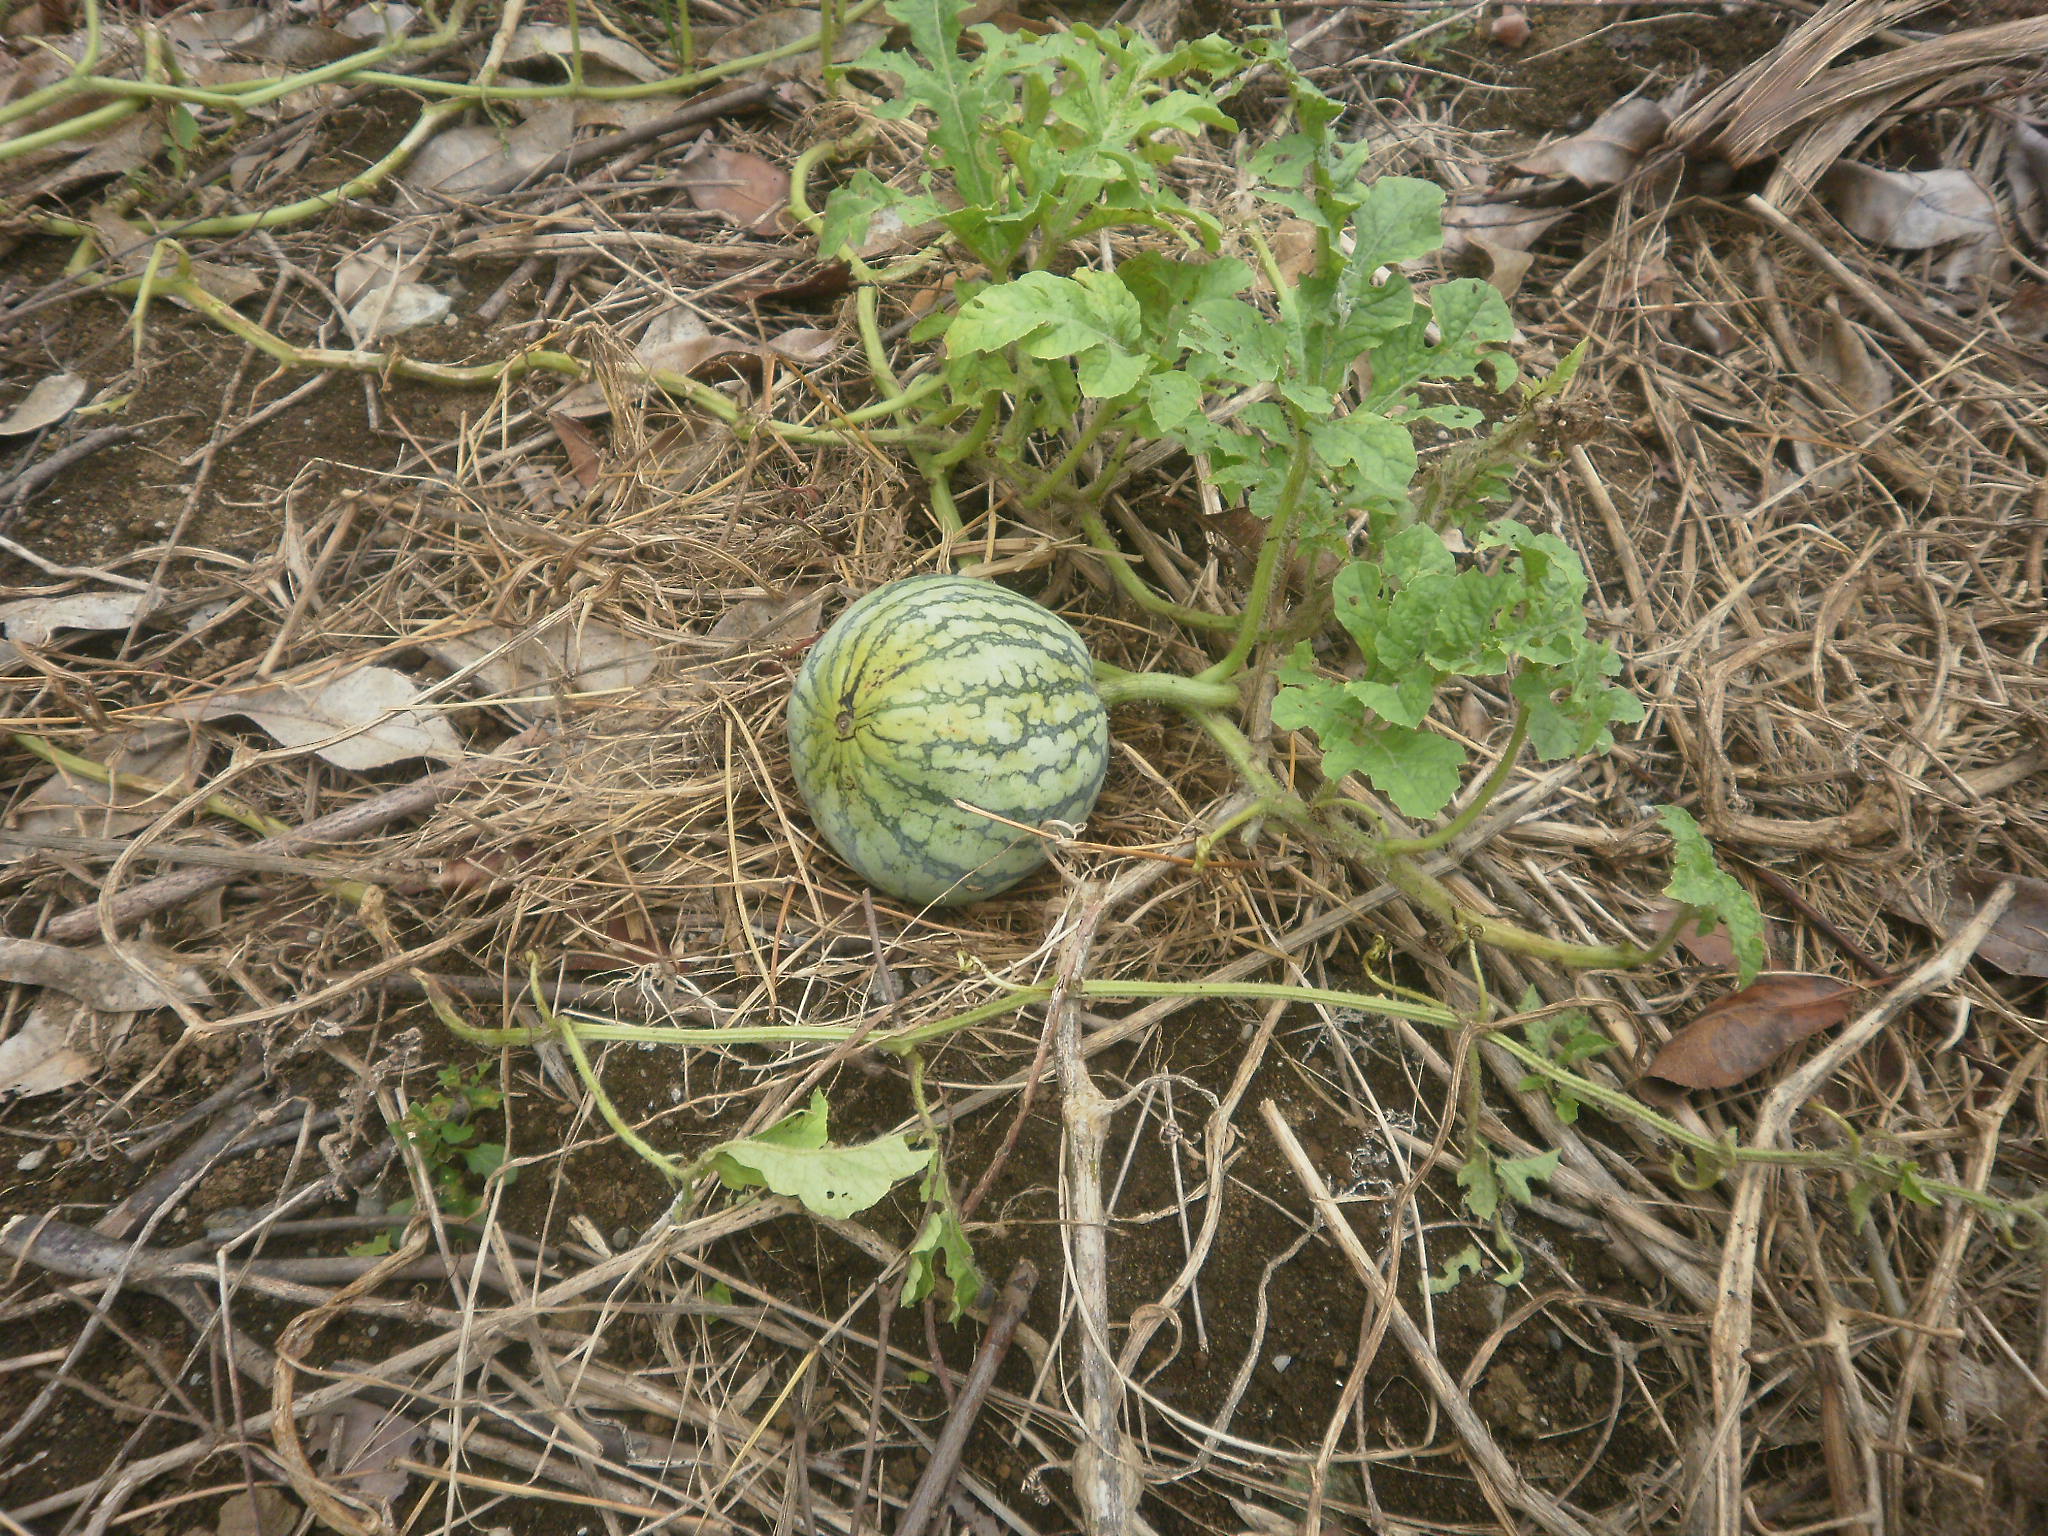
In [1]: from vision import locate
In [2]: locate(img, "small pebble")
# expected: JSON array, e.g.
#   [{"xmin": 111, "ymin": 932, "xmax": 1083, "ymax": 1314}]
[{"xmin": 1491, "ymin": 6, "xmax": 1531, "ymax": 46}]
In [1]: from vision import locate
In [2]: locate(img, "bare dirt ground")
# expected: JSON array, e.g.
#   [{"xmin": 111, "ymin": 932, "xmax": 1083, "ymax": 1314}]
[{"xmin": 2, "ymin": 3, "xmax": 2046, "ymax": 1535}]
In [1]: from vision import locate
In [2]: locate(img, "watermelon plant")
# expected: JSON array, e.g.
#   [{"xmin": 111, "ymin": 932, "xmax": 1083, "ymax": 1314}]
[{"xmin": 790, "ymin": 0, "xmax": 1762, "ymax": 974}]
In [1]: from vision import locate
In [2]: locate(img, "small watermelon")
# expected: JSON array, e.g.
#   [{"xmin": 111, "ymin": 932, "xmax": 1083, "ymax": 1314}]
[{"xmin": 786, "ymin": 575, "xmax": 1110, "ymax": 905}]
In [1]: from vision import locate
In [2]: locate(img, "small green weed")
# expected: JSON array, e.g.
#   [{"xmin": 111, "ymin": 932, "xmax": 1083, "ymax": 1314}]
[{"xmin": 348, "ymin": 1062, "xmax": 513, "ymax": 1257}]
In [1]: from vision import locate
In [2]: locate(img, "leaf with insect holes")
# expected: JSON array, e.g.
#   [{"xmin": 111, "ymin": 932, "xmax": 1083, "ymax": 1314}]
[
  {"xmin": 1658, "ymin": 806, "xmax": 1765, "ymax": 986},
  {"xmin": 904, "ymin": 1205, "xmax": 983, "ymax": 1321},
  {"xmin": 709, "ymin": 1091, "xmax": 932, "ymax": 1219},
  {"xmin": 1646, "ymin": 973, "xmax": 1871, "ymax": 1089}
]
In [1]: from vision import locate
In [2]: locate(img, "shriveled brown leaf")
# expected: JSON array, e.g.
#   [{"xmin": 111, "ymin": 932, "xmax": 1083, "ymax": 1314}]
[
  {"xmin": 1948, "ymin": 868, "xmax": 2048, "ymax": 977},
  {"xmin": 422, "ymin": 618, "xmax": 660, "ymax": 717},
  {"xmin": 677, "ymin": 144, "xmax": 790, "ymax": 233},
  {"xmin": 1647, "ymin": 974, "xmax": 1871, "ymax": 1089},
  {"xmin": 1818, "ymin": 161, "xmax": 1997, "ymax": 249},
  {"xmin": 1815, "ymin": 310, "xmax": 1891, "ymax": 415},
  {"xmin": 549, "ymin": 412, "xmax": 603, "ymax": 490},
  {"xmin": 743, "ymin": 261, "xmax": 853, "ymax": 304},
  {"xmin": 0, "ymin": 589, "xmax": 153, "ymax": 645},
  {"xmin": 1515, "ymin": 96, "xmax": 1668, "ymax": 188},
  {"xmin": 2, "ymin": 725, "xmax": 202, "ymax": 861}
]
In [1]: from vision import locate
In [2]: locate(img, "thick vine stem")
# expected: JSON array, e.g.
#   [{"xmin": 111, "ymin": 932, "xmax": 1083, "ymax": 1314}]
[
  {"xmin": 1378, "ymin": 707, "xmax": 1532, "ymax": 856},
  {"xmin": 1092, "ymin": 664, "xmax": 1237, "ymax": 713},
  {"xmin": 1195, "ymin": 422, "xmax": 1312, "ymax": 685},
  {"xmin": 1193, "ymin": 710, "xmax": 1661, "ymax": 971}
]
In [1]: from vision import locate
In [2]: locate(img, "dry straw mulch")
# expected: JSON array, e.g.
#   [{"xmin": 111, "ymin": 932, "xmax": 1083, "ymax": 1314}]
[{"xmin": 2, "ymin": 2, "xmax": 2046, "ymax": 1535}]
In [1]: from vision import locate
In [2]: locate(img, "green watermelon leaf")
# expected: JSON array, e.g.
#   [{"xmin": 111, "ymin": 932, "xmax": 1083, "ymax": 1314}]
[
  {"xmin": 1658, "ymin": 807, "xmax": 1765, "ymax": 986},
  {"xmin": 709, "ymin": 1091, "xmax": 933, "ymax": 1219}
]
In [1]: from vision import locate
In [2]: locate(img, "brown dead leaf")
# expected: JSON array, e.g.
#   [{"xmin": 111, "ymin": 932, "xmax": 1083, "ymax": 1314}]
[
  {"xmin": 1948, "ymin": 867, "xmax": 2048, "ymax": 977},
  {"xmin": 1646, "ymin": 973, "xmax": 1871, "ymax": 1090},
  {"xmin": 1645, "ymin": 899, "xmax": 1742, "ymax": 970},
  {"xmin": 1515, "ymin": 96, "xmax": 1668, "ymax": 188},
  {"xmin": 742, "ymin": 261, "xmax": 854, "ymax": 304},
  {"xmin": 0, "ymin": 936, "xmax": 212, "ymax": 1012},
  {"xmin": 1815, "ymin": 309, "xmax": 1891, "ymax": 415},
  {"xmin": 1819, "ymin": 161, "xmax": 1997, "ymax": 249},
  {"xmin": 2006, "ymin": 117, "xmax": 2048, "ymax": 241},
  {"xmin": 173, "ymin": 666, "xmax": 463, "ymax": 769},
  {"xmin": 704, "ymin": 8, "xmax": 886, "ymax": 81},
  {"xmin": 677, "ymin": 144, "xmax": 790, "ymax": 234},
  {"xmin": 1443, "ymin": 202, "xmax": 1566, "ymax": 296},
  {"xmin": 549, "ymin": 412, "xmax": 602, "ymax": 490}
]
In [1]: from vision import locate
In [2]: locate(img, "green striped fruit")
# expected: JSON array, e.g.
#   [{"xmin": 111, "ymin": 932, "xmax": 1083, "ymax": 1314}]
[{"xmin": 786, "ymin": 575, "xmax": 1110, "ymax": 906}]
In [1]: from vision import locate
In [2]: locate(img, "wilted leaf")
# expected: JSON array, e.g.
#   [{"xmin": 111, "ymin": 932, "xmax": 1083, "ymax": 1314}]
[
  {"xmin": 1441, "ymin": 202, "xmax": 1566, "ymax": 297},
  {"xmin": 1948, "ymin": 867, "xmax": 2048, "ymax": 977},
  {"xmin": 345, "ymin": 281, "xmax": 450, "ymax": 339},
  {"xmin": 422, "ymin": 619, "xmax": 659, "ymax": 717},
  {"xmin": 0, "ymin": 372, "xmax": 87, "ymax": 435},
  {"xmin": 175, "ymin": 666, "xmax": 463, "ymax": 769},
  {"xmin": 705, "ymin": 8, "xmax": 886, "ymax": 80},
  {"xmin": 0, "ymin": 996, "xmax": 132, "ymax": 1096},
  {"xmin": 215, "ymin": 1487, "xmax": 297, "ymax": 1536},
  {"xmin": 308, "ymin": 1398, "xmax": 420, "ymax": 1506},
  {"xmin": 549, "ymin": 412, "xmax": 603, "ymax": 490},
  {"xmin": 677, "ymin": 145, "xmax": 790, "ymax": 233},
  {"xmin": 1646, "ymin": 973, "xmax": 1870, "ymax": 1089},
  {"xmin": 1819, "ymin": 162, "xmax": 1996, "ymax": 249},
  {"xmin": 0, "ymin": 936, "xmax": 212, "ymax": 1011},
  {"xmin": 504, "ymin": 23, "xmax": 668, "ymax": 81},
  {"xmin": 0, "ymin": 589, "xmax": 152, "ymax": 645},
  {"xmin": 406, "ymin": 102, "xmax": 574, "ymax": 196},
  {"xmin": 1515, "ymin": 96, "xmax": 1669, "ymax": 188},
  {"xmin": 708, "ymin": 586, "xmax": 829, "ymax": 646}
]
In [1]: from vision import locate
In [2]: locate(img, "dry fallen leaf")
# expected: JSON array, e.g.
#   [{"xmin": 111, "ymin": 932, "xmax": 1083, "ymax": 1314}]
[
  {"xmin": 0, "ymin": 996, "xmax": 133, "ymax": 1097},
  {"xmin": 1515, "ymin": 96, "xmax": 1669, "ymax": 188},
  {"xmin": 1646, "ymin": 973, "xmax": 1871, "ymax": 1090},
  {"xmin": 1947, "ymin": 868, "xmax": 2048, "ymax": 977},
  {"xmin": 677, "ymin": 144, "xmax": 790, "ymax": 233},
  {"xmin": 336, "ymin": 239, "xmax": 449, "ymax": 340},
  {"xmin": 423, "ymin": 618, "xmax": 660, "ymax": 719},
  {"xmin": 0, "ymin": 936, "xmax": 212, "ymax": 1011},
  {"xmin": 174, "ymin": 666, "xmax": 463, "ymax": 769},
  {"xmin": 0, "ymin": 372, "xmax": 87, "ymax": 435},
  {"xmin": 1818, "ymin": 161, "xmax": 1997, "ymax": 249},
  {"xmin": 405, "ymin": 101, "xmax": 574, "ymax": 197},
  {"xmin": 309, "ymin": 1398, "xmax": 421, "ymax": 1507},
  {"xmin": 504, "ymin": 22, "xmax": 668, "ymax": 81},
  {"xmin": 0, "ymin": 589, "xmax": 153, "ymax": 645},
  {"xmin": 1815, "ymin": 309, "xmax": 1891, "ymax": 415},
  {"xmin": 1441, "ymin": 202, "xmax": 1565, "ymax": 297},
  {"xmin": 704, "ymin": 8, "xmax": 886, "ymax": 81}
]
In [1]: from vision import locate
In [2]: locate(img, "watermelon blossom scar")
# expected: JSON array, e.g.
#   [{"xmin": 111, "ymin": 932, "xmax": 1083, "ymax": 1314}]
[{"xmin": 786, "ymin": 574, "xmax": 1110, "ymax": 905}]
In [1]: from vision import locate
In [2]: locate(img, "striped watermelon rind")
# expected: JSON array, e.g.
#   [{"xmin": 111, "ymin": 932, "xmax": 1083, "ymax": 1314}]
[{"xmin": 786, "ymin": 575, "xmax": 1111, "ymax": 905}]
